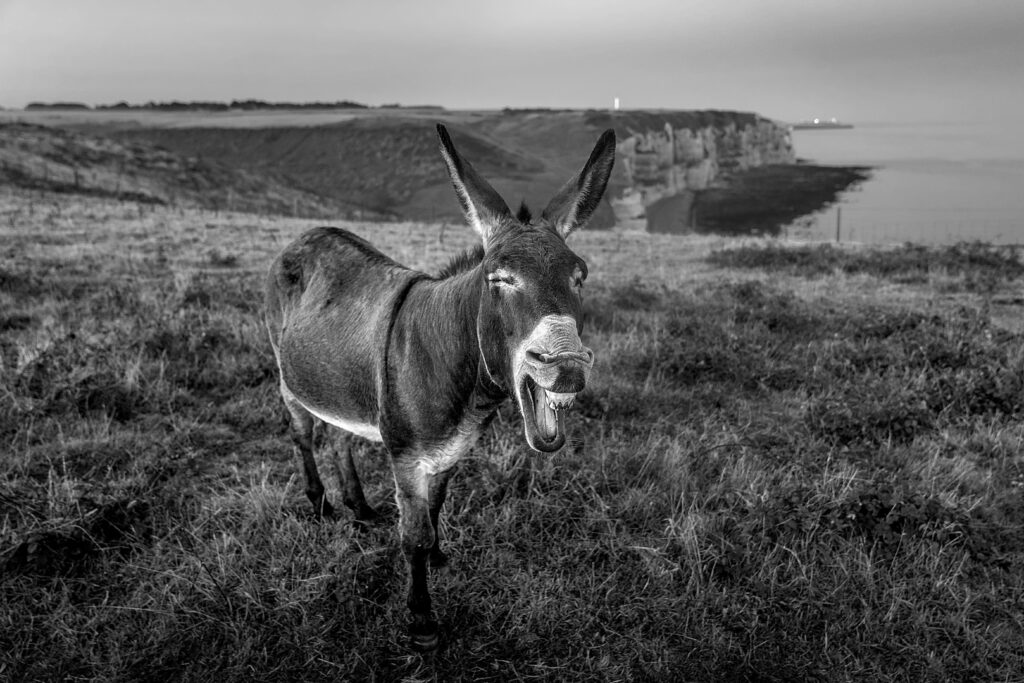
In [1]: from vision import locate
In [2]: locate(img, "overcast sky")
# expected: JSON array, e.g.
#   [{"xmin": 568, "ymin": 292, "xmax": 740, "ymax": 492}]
[{"xmin": 2, "ymin": 0, "xmax": 1022, "ymax": 123}]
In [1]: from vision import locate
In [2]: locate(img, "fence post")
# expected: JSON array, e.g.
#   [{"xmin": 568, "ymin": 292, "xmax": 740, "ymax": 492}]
[{"xmin": 835, "ymin": 207, "xmax": 842, "ymax": 243}]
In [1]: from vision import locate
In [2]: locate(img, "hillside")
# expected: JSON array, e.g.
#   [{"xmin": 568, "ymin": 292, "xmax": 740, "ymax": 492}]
[
  {"xmin": 105, "ymin": 109, "xmax": 818, "ymax": 231},
  {"xmin": 0, "ymin": 122, "xmax": 354, "ymax": 218},
  {"xmin": 110, "ymin": 117, "xmax": 547, "ymax": 222}
]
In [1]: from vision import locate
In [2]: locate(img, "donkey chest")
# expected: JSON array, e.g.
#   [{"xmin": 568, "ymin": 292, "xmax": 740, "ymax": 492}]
[{"xmin": 414, "ymin": 410, "xmax": 489, "ymax": 476}]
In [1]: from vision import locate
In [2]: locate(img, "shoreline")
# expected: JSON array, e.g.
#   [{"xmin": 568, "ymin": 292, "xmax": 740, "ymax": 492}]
[{"xmin": 648, "ymin": 163, "xmax": 873, "ymax": 237}]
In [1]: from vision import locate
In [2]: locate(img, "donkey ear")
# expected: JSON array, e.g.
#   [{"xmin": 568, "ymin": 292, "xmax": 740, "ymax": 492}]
[
  {"xmin": 541, "ymin": 129, "xmax": 616, "ymax": 239},
  {"xmin": 436, "ymin": 124, "xmax": 511, "ymax": 246}
]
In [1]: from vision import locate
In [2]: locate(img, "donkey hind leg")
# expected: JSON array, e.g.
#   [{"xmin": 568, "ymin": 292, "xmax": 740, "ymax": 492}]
[
  {"xmin": 392, "ymin": 461, "xmax": 440, "ymax": 651},
  {"xmin": 427, "ymin": 468, "xmax": 455, "ymax": 569},
  {"xmin": 282, "ymin": 390, "xmax": 335, "ymax": 520},
  {"xmin": 332, "ymin": 439, "xmax": 380, "ymax": 524}
]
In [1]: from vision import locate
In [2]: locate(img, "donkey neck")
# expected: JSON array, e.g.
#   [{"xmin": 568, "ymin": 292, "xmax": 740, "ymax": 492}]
[
  {"xmin": 414, "ymin": 264, "xmax": 483, "ymax": 352},
  {"xmin": 384, "ymin": 263, "xmax": 501, "ymax": 433},
  {"xmin": 428, "ymin": 264, "xmax": 506, "ymax": 402}
]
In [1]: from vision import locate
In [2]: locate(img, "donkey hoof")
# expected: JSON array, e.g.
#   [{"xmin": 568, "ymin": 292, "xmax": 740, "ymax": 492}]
[
  {"xmin": 346, "ymin": 506, "xmax": 379, "ymax": 534},
  {"xmin": 355, "ymin": 505, "xmax": 382, "ymax": 524},
  {"xmin": 409, "ymin": 621, "xmax": 440, "ymax": 652},
  {"xmin": 315, "ymin": 502, "xmax": 336, "ymax": 521}
]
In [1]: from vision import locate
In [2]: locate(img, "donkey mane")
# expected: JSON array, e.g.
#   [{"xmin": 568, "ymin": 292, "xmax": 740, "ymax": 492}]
[
  {"xmin": 435, "ymin": 243, "xmax": 485, "ymax": 279},
  {"xmin": 516, "ymin": 201, "xmax": 533, "ymax": 224},
  {"xmin": 435, "ymin": 200, "xmax": 534, "ymax": 280}
]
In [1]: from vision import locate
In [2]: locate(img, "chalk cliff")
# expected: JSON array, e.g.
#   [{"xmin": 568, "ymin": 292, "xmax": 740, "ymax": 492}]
[{"xmin": 587, "ymin": 111, "xmax": 795, "ymax": 229}]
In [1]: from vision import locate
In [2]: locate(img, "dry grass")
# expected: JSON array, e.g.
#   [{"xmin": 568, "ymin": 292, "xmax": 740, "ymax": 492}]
[{"xmin": 1, "ymin": 187, "xmax": 1023, "ymax": 681}]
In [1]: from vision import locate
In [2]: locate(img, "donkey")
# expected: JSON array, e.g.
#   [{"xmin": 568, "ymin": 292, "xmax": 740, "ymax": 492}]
[{"xmin": 264, "ymin": 123, "xmax": 616, "ymax": 650}]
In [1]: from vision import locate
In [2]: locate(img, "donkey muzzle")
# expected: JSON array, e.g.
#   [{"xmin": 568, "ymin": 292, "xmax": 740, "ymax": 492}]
[
  {"xmin": 523, "ymin": 347, "xmax": 595, "ymax": 394},
  {"xmin": 513, "ymin": 315, "xmax": 595, "ymax": 452}
]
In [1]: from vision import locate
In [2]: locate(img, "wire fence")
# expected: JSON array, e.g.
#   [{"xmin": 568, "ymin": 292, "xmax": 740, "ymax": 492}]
[{"xmin": 785, "ymin": 205, "xmax": 1023, "ymax": 246}]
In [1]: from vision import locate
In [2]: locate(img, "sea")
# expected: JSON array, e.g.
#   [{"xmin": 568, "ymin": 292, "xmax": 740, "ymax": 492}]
[{"xmin": 787, "ymin": 120, "xmax": 1024, "ymax": 245}]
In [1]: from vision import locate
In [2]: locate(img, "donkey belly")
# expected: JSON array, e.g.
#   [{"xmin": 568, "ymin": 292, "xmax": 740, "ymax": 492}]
[
  {"xmin": 302, "ymin": 403, "xmax": 383, "ymax": 442},
  {"xmin": 280, "ymin": 325, "xmax": 385, "ymax": 446}
]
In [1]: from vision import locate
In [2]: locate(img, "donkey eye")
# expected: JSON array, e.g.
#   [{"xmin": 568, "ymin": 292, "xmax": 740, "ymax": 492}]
[{"xmin": 487, "ymin": 271, "xmax": 517, "ymax": 287}]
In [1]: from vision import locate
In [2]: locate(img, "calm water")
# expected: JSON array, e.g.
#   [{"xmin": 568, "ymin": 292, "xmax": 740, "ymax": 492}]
[{"xmin": 788, "ymin": 121, "xmax": 1024, "ymax": 245}]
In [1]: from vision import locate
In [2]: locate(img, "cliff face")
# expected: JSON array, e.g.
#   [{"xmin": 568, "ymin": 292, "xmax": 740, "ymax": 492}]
[{"xmin": 596, "ymin": 113, "xmax": 795, "ymax": 230}]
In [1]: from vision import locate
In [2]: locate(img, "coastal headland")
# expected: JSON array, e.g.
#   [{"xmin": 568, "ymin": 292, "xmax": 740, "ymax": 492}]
[{"xmin": 1, "ymin": 106, "xmax": 868, "ymax": 235}]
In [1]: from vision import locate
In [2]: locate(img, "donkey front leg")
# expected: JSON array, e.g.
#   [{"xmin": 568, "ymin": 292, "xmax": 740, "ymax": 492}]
[
  {"xmin": 427, "ymin": 468, "xmax": 455, "ymax": 568},
  {"xmin": 282, "ymin": 389, "xmax": 334, "ymax": 520},
  {"xmin": 392, "ymin": 460, "xmax": 440, "ymax": 651}
]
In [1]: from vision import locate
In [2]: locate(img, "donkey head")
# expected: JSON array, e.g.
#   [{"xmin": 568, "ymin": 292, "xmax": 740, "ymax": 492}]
[{"xmin": 437, "ymin": 124, "xmax": 616, "ymax": 452}]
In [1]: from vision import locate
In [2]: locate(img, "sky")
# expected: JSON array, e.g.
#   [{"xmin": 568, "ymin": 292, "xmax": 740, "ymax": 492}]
[{"xmin": 2, "ymin": 0, "xmax": 1023, "ymax": 123}]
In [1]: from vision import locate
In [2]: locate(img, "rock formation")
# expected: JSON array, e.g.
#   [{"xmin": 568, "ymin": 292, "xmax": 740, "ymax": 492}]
[{"xmin": 605, "ymin": 114, "xmax": 795, "ymax": 230}]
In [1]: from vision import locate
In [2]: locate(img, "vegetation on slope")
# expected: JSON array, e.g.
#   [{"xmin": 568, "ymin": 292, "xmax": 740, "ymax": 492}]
[
  {"xmin": 0, "ymin": 123, "xmax": 351, "ymax": 217},
  {"xmin": 584, "ymin": 109, "xmax": 761, "ymax": 140},
  {"xmin": 110, "ymin": 119, "xmax": 547, "ymax": 221},
  {"xmin": 1, "ymin": 190, "xmax": 1022, "ymax": 681}
]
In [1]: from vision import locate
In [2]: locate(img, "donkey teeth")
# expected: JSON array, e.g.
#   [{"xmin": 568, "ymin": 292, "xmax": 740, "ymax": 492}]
[{"xmin": 546, "ymin": 392, "xmax": 576, "ymax": 411}]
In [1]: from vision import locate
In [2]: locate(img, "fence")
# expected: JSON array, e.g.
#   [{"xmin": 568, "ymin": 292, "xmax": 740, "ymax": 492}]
[{"xmin": 785, "ymin": 205, "xmax": 1023, "ymax": 246}]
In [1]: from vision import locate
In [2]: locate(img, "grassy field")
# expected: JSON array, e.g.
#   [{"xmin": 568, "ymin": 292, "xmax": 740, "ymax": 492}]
[{"xmin": 1, "ymin": 187, "xmax": 1023, "ymax": 681}]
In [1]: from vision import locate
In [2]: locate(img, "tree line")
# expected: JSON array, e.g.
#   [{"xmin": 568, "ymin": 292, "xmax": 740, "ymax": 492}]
[{"xmin": 25, "ymin": 99, "xmax": 373, "ymax": 111}]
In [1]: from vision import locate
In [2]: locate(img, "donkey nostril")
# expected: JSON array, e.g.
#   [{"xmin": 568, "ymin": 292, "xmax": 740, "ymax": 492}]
[{"xmin": 526, "ymin": 350, "xmax": 545, "ymax": 365}]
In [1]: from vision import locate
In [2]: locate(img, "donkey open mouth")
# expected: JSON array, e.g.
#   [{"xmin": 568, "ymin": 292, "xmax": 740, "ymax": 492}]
[
  {"xmin": 518, "ymin": 375, "xmax": 576, "ymax": 451},
  {"xmin": 513, "ymin": 317, "xmax": 595, "ymax": 452}
]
